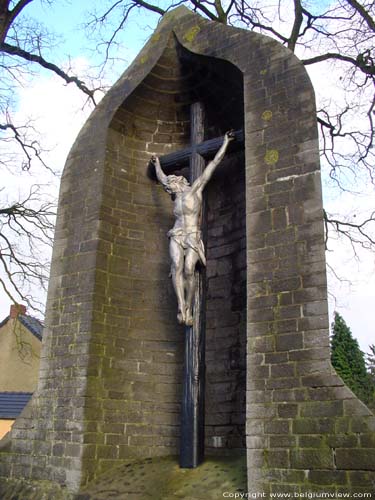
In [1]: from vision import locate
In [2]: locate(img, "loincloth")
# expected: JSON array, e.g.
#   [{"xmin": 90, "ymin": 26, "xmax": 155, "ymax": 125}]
[{"xmin": 167, "ymin": 227, "xmax": 206, "ymax": 266}]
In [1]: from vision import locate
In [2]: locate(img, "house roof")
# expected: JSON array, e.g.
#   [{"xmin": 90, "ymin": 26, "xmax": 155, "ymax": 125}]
[
  {"xmin": 18, "ymin": 315, "xmax": 43, "ymax": 341},
  {"xmin": 0, "ymin": 392, "xmax": 33, "ymax": 419},
  {"xmin": 0, "ymin": 314, "xmax": 43, "ymax": 341}
]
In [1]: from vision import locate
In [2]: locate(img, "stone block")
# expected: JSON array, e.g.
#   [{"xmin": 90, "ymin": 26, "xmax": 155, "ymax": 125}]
[
  {"xmin": 271, "ymin": 277, "xmax": 302, "ymax": 294},
  {"xmin": 276, "ymin": 302, "xmax": 302, "ymax": 319},
  {"xmin": 276, "ymin": 333, "xmax": 303, "ymax": 351},
  {"xmin": 249, "ymin": 335, "xmax": 276, "ymax": 353},
  {"xmin": 296, "ymin": 360, "xmax": 332, "ymax": 377},
  {"xmin": 278, "ymin": 403, "xmax": 298, "ymax": 418},
  {"xmin": 52, "ymin": 443, "xmax": 65, "ymax": 457},
  {"xmin": 265, "ymin": 352, "xmax": 288, "ymax": 364},
  {"xmin": 326, "ymin": 434, "xmax": 358, "ymax": 448},
  {"xmin": 293, "ymin": 418, "xmax": 335, "ymax": 434},
  {"xmin": 351, "ymin": 416, "xmax": 375, "ymax": 433},
  {"xmin": 348, "ymin": 471, "xmax": 375, "ymax": 486},
  {"xmin": 266, "ymin": 377, "xmax": 301, "ymax": 390},
  {"xmin": 360, "ymin": 433, "xmax": 375, "ymax": 448},
  {"xmin": 264, "ymin": 419, "xmax": 290, "ymax": 434},
  {"xmin": 308, "ymin": 470, "xmax": 348, "ymax": 486},
  {"xmin": 246, "ymin": 418, "xmax": 264, "ymax": 436},
  {"xmin": 303, "ymin": 300, "xmax": 328, "ymax": 317},
  {"xmin": 265, "ymin": 227, "xmax": 296, "ymax": 247},
  {"xmin": 298, "ymin": 435, "xmax": 324, "ymax": 448},
  {"xmin": 246, "ymin": 436, "xmax": 266, "ymax": 448},
  {"xmin": 247, "ymin": 209, "xmax": 272, "ymax": 235},
  {"xmin": 249, "ymin": 365, "xmax": 271, "ymax": 380},
  {"xmin": 291, "ymin": 449, "xmax": 334, "ymax": 469},
  {"xmin": 271, "ymin": 363, "xmax": 296, "ymax": 378},
  {"xmin": 269, "ymin": 435, "xmax": 296, "ymax": 448},
  {"xmin": 273, "ymin": 319, "xmax": 298, "ymax": 334},
  {"xmin": 246, "ymin": 403, "xmax": 277, "ymax": 419},
  {"xmin": 336, "ymin": 449, "xmax": 375, "ymax": 470},
  {"xmin": 301, "ymin": 400, "xmax": 343, "ymax": 418},
  {"xmin": 272, "ymin": 389, "xmax": 307, "ymax": 402},
  {"xmin": 298, "ymin": 315, "xmax": 328, "ymax": 331},
  {"xmin": 307, "ymin": 386, "xmax": 352, "ymax": 401},
  {"xmin": 271, "ymin": 207, "xmax": 287, "ymax": 230},
  {"xmin": 344, "ymin": 398, "xmax": 374, "ymax": 417},
  {"xmin": 267, "ymin": 449, "xmax": 290, "ymax": 468}
]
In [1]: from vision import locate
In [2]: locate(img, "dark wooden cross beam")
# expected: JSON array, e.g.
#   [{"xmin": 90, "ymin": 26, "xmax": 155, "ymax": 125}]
[
  {"xmin": 180, "ymin": 102, "xmax": 206, "ymax": 468},
  {"xmin": 159, "ymin": 128, "xmax": 244, "ymax": 174},
  {"xmin": 157, "ymin": 106, "xmax": 243, "ymax": 469}
]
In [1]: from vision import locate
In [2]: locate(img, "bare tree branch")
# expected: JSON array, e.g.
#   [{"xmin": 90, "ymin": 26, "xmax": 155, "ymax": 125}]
[
  {"xmin": 0, "ymin": 119, "xmax": 48, "ymax": 171},
  {"xmin": 345, "ymin": 0, "xmax": 375, "ymax": 32},
  {"xmin": 324, "ymin": 209, "xmax": 375, "ymax": 252},
  {"xmin": 0, "ymin": 41, "xmax": 97, "ymax": 103},
  {"xmin": 288, "ymin": 0, "xmax": 303, "ymax": 51},
  {"xmin": 0, "ymin": 185, "xmax": 55, "ymax": 313},
  {"xmin": 0, "ymin": 0, "xmax": 33, "ymax": 43},
  {"xmin": 302, "ymin": 51, "xmax": 375, "ymax": 75},
  {"xmin": 133, "ymin": 0, "xmax": 166, "ymax": 16}
]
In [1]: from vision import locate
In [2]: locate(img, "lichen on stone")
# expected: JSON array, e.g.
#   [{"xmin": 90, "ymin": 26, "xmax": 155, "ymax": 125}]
[
  {"xmin": 264, "ymin": 149, "xmax": 279, "ymax": 165},
  {"xmin": 262, "ymin": 110, "xmax": 273, "ymax": 121},
  {"xmin": 183, "ymin": 25, "xmax": 201, "ymax": 42}
]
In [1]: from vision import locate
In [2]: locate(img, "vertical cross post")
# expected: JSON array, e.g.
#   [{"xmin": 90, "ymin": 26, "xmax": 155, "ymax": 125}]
[{"xmin": 180, "ymin": 102, "xmax": 206, "ymax": 468}]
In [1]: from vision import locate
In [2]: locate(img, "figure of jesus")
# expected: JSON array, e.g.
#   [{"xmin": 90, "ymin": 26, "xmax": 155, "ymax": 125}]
[{"xmin": 151, "ymin": 130, "xmax": 235, "ymax": 326}]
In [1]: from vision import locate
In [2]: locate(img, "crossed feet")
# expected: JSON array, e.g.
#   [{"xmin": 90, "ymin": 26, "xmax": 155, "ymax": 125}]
[{"xmin": 177, "ymin": 307, "xmax": 194, "ymax": 327}]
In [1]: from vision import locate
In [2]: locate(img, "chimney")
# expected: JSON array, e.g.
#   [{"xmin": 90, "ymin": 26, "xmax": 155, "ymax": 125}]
[{"xmin": 10, "ymin": 304, "xmax": 27, "ymax": 319}]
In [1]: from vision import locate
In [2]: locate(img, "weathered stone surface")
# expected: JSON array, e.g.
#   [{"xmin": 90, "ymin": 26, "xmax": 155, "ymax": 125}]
[
  {"xmin": 78, "ymin": 455, "xmax": 247, "ymax": 500},
  {"xmin": 0, "ymin": 5, "xmax": 374, "ymax": 497},
  {"xmin": 0, "ymin": 477, "xmax": 73, "ymax": 500}
]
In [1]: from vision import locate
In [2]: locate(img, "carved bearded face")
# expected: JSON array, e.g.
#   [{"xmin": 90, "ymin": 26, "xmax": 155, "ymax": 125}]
[{"xmin": 164, "ymin": 175, "xmax": 190, "ymax": 195}]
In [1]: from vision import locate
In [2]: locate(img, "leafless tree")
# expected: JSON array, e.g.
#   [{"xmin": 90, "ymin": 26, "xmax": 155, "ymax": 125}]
[
  {"xmin": 365, "ymin": 344, "xmax": 375, "ymax": 408},
  {"xmin": 0, "ymin": 0, "xmax": 101, "ymax": 314},
  {"xmin": 0, "ymin": 185, "xmax": 55, "ymax": 312}
]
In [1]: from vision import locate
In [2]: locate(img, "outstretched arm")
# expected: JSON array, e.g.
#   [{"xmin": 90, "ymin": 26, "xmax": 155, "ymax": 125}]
[
  {"xmin": 191, "ymin": 130, "xmax": 235, "ymax": 193},
  {"xmin": 151, "ymin": 155, "xmax": 168, "ymax": 187}
]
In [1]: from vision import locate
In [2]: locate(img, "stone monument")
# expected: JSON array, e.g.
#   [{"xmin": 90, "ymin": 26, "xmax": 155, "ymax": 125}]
[{"xmin": 0, "ymin": 6, "xmax": 374, "ymax": 498}]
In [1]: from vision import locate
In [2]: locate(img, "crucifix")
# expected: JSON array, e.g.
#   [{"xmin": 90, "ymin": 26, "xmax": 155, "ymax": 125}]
[{"xmin": 151, "ymin": 102, "xmax": 243, "ymax": 468}]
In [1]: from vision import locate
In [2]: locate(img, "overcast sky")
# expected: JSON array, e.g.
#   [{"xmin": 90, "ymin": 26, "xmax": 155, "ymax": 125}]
[{"xmin": 1, "ymin": 1, "xmax": 374, "ymax": 354}]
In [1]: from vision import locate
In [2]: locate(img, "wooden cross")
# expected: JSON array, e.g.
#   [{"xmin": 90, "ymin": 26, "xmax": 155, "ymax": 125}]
[{"xmin": 158, "ymin": 103, "xmax": 243, "ymax": 468}]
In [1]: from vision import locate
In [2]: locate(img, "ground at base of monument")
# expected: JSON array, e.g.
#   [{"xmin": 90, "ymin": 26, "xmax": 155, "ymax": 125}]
[
  {"xmin": 0, "ymin": 476, "xmax": 73, "ymax": 500},
  {"xmin": 77, "ymin": 454, "xmax": 247, "ymax": 500}
]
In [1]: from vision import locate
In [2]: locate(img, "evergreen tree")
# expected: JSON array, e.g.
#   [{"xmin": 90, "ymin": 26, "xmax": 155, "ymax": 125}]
[
  {"xmin": 331, "ymin": 312, "xmax": 372, "ymax": 405},
  {"xmin": 366, "ymin": 345, "xmax": 375, "ymax": 375},
  {"xmin": 365, "ymin": 344, "xmax": 375, "ymax": 409}
]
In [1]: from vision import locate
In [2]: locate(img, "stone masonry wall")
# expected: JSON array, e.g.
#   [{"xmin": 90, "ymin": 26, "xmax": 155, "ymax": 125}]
[
  {"xmin": 78, "ymin": 41, "xmax": 189, "ymax": 482},
  {"xmin": 205, "ymin": 152, "xmax": 247, "ymax": 454},
  {"xmin": 1, "ymin": 7, "xmax": 374, "ymax": 496},
  {"xmin": 240, "ymin": 35, "xmax": 375, "ymax": 496}
]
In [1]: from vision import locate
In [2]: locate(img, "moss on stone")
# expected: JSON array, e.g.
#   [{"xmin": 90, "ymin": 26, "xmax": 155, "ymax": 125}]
[
  {"xmin": 261, "ymin": 110, "xmax": 273, "ymax": 121},
  {"xmin": 183, "ymin": 25, "xmax": 201, "ymax": 43},
  {"xmin": 0, "ymin": 477, "xmax": 73, "ymax": 500},
  {"xmin": 264, "ymin": 149, "xmax": 279, "ymax": 165},
  {"xmin": 78, "ymin": 454, "xmax": 247, "ymax": 499}
]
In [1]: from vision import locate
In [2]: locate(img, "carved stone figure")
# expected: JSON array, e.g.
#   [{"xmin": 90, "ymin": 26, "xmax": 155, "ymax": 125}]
[{"xmin": 151, "ymin": 130, "xmax": 235, "ymax": 326}]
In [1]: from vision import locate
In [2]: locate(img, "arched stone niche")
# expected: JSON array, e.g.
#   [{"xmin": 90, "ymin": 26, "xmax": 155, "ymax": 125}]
[{"xmin": 106, "ymin": 37, "xmax": 247, "ymax": 456}]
